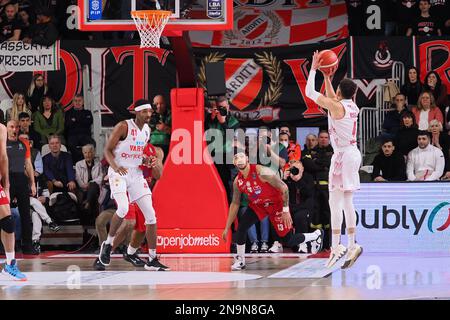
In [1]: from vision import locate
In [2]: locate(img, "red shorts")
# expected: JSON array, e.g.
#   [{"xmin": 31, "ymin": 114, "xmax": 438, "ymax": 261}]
[
  {"xmin": 124, "ymin": 203, "xmax": 146, "ymax": 233},
  {"xmin": 250, "ymin": 202, "xmax": 292, "ymax": 237},
  {"xmin": 0, "ymin": 185, "xmax": 9, "ymax": 206}
]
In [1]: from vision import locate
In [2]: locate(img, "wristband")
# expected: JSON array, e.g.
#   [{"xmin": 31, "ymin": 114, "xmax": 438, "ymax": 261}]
[{"xmin": 283, "ymin": 206, "xmax": 289, "ymax": 213}]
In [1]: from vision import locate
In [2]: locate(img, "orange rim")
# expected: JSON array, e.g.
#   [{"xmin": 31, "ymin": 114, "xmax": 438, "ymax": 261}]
[{"xmin": 130, "ymin": 10, "xmax": 172, "ymax": 19}]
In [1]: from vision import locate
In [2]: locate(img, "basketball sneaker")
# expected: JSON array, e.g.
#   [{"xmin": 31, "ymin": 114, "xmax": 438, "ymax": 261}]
[
  {"xmin": 231, "ymin": 255, "xmax": 245, "ymax": 271},
  {"xmin": 310, "ymin": 229, "xmax": 324, "ymax": 254},
  {"xmin": 144, "ymin": 256, "xmax": 170, "ymax": 271},
  {"xmin": 268, "ymin": 241, "xmax": 283, "ymax": 253},
  {"xmin": 123, "ymin": 251, "xmax": 146, "ymax": 267},
  {"xmin": 93, "ymin": 257, "xmax": 105, "ymax": 271},
  {"xmin": 98, "ymin": 241, "xmax": 112, "ymax": 266},
  {"xmin": 250, "ymin": 242, "xmax": 259, "ymax": 253},
  {"xmin": 298, "ymin": 242, "xmax": 308, "ymax": 253},
  {"xmin": 341, "ymin": 244, "xmax": 363, "ymax": 269},
  {"xmin": 1, "ymin": 260, "xmax": 27, "ymax": 281},
  {"xmin": 260, "ymin": 241, "xmax": 269, "ymax": 253},
  {"xmin": 325, "ymin": 244, "xmax": 347, "ymax": 268}
]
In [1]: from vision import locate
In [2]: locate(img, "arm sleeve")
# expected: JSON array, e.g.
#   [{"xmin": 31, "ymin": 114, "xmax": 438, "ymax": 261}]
[
  {"xmin": 43, "ymin": 156, "xmax": 55, "ymax": 181},
  {"xmin": 305, "ymin": 70, "xmax": 321, "ymax": 103},
  {"xmin": 406, "ymin": 152, "xmax": 416, "ymax": 181},
  {"xmin": 371, "ymin": 156, "xmax": 381, "ymax": 180},
  {"xmin": 427, "ymin": 149, "xmax": 445, "ymax": 181},
  {"xmin": 392, "ymin": 155, "xmax": 407, "ymax": 181},
  {"xmin": 55, "ymin": 110, "xmax": 64, "ymax": 136},
  {"xmin": 65, "ymin": 153, "xmax": 76, "ymax": 182},
  {"xmin": 34, "ymin": 151, "xmax": 43, "ymax": 174},
  {"xmin": 75, "ymin": 162, "xmax": 84, "ymax": 187}
]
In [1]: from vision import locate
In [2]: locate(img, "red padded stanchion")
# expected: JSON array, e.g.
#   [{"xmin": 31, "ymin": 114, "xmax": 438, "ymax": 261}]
[{"xmin": 152, "ymin": 88, "xmax": 230, "ymax": 253}]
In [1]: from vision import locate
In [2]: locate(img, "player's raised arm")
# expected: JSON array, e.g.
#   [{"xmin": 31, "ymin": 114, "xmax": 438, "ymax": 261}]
[
  {"xmin": 104, "ymin": 121, "xmax": 128, "ymax": 175},
  {"xmin": 305, "ymin": 51, "xmax": 344, "ymax": 119}
]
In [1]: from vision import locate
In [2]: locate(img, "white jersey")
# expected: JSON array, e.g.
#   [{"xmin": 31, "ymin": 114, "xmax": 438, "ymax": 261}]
[
  {"xmin": 113, "ymin": 119, "xmax": 150, "ymax": 169},
  {"xmin": 328, "ymin": 99, "xmax": 359, "ymax": 150}
]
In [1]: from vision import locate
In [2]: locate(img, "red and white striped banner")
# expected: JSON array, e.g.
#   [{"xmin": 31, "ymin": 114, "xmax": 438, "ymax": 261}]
[{"xmin": 189, "ymin": 0, "xmax": 348, "ymax": 48}]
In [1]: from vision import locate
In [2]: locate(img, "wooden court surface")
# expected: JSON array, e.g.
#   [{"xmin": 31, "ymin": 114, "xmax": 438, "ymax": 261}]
[{"xmin": 0, "ymin": 253, "xmax": 449, "ymax": 300}]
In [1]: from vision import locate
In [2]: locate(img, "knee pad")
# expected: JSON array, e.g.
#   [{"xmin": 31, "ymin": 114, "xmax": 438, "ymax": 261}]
[
  {"xmin": 0, "ymin": 215, "xmax": 15, "ymax": 233},
  {"xmin": 136, "ymin": 196, "xmax": 157, "ymax": 225},
  {"xmin": 115, "ymin": 203, "xmax": 129, "ymax": 218}
]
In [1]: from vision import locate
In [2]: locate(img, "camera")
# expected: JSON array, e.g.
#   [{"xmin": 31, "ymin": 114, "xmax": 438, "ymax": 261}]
[
  {"xmin": 290, "ymin": 167, "xmax": 300, "ymax": 176},
  {"xmin": 218, "ymin": 106, "xmax": 228, "ymax": 116}
]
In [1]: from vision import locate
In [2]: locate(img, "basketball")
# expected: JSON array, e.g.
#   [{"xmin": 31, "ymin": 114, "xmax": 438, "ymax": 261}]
[{"xmin": 318, "ymin": 49, "xmax": 339, "ymax": 75}]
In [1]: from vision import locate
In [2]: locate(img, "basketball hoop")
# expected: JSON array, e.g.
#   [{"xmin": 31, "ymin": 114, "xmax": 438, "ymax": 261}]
[{"xmin": 131, "ymin": 10, "xmax": 172, "ymax": 48}]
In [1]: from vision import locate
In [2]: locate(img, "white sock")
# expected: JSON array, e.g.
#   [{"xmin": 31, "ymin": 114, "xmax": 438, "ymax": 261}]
[
  {"xmin": 348, "ymin": 233, "xmax": 355, "ymax": 248},
  {"xmin": 331, "ymin": 232, "xmax": 340, "ymax": 249},
  {"xmin": 236, "ymin": 244, "xmax": 246, "ymax": 264},
  {"xmin": 5, "ymin": 252, "xmax": 14, "ymax": 265},
  {"xmin": 149, "ymin": 249, "xmax": 156, "ymax": 260},
  {"xmin": 127, "ymin": 245, "xmax": 138, "ymax": 255},
  {"xmin": 304, "ymin": 230, "xmax": 320, "ymax": 242},
  {"xmin": 105, "ymin": 235, "xmax": 115, "ymax": 245}
]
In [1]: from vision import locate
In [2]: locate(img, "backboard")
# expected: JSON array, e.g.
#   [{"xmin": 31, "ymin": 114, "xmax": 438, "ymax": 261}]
[{"xmin": 78, "ymin": 0, "xmax": 233, "ymax": 34}]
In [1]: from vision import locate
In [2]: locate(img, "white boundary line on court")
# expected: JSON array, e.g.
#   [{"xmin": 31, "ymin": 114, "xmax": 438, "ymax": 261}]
[{"xmin": 47, "ymin": 253, "xmax": 310, "ymax": 259}]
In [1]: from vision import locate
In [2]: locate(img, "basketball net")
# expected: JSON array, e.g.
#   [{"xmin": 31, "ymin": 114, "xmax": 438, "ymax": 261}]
[{"xmin": 131, "ymin": 9, "xmax": 171, "ymax": 48}]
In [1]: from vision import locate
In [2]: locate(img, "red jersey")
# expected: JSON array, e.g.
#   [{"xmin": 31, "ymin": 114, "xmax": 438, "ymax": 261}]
[
  {"xmin": 236, "ymin": 164, "xmax": 283, "ymax": 209},
  {"xmin": 140, "ymin": 143, "xmax": 157, "ymax": 179}
]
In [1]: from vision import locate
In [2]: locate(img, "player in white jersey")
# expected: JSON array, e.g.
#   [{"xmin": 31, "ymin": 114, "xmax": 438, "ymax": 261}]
[
  {"xmin": 305, "ymin": 51, "xmax": 363, "ymax": 269},
  {"xmin": 96, "ymin": 99, "xmax": 169, "ymax": 271}
]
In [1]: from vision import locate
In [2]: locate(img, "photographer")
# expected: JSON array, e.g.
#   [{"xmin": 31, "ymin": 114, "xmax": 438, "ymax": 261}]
[
  {"xmin": 302, "ymin": 130, "xmax": 333, "ymax": 250},
  {"xmin": 149, "ymin": 95, "xmax": 171, "ymax": 161},
  {"xmin": 205, "ymin": 96, "xmax": 240, "ymax": 202},
  {"xmin": 282, "ymin": 160, "xmax": 316, "ymax": 253}
]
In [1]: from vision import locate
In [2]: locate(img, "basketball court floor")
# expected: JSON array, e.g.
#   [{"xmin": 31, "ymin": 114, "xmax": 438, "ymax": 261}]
[{"xmin": 0, "ymin": 252, "xmax": 449, "ymax": 300}]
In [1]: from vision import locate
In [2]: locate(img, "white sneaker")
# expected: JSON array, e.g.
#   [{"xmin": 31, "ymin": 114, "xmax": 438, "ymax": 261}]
[
  {"xmin": 325, "ymin": 244, "xmax": 347, "ymax": 268},
  {"xmin": 298, "ymin": 242, "xmax": 308, "ymax": 253},
  {"xmin": 250, "ymin": 241, "xmax": 259, "ymax": 253},
  {"xmin": 310, "ymin": 229, "xmax": 324, "ymax": 254},
  {"xmin": 268, "ymin": 241, "xmax": 283, "ymax": 253},
  {"xmin": 341, "ymin": 244, "xmax": 363, "ymax": 269},
  {"xmin": 260, "ymin": 241, "xmax": 269, "ymax": 253},
  {"xmin": 231, "ymin": 255, "xmax": 246, "ymax": 271}
]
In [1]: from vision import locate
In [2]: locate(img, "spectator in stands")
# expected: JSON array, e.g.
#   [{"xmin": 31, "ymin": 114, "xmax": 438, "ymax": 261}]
[
  {"xmin": 0, "ymin": 109, "xmax": 4, "ymax": 124},
  {"xmin": 372, "ymin": 139, "xmax": 407, "ymax": 182},
  {"xmin": 428, "ymin": 119, "xmax": 450, "ymax": 170},
  {"xmin": 407, "ymin": 0, "xmax": 442, "ymax": 36},
  {"xmin": 395, "ymin": 111, "xmax": 420, "ymax": 158},
  {"xmin": 407, "ymin": 131, "xmax": 445, "ymax": 181},
  {"xmin": 18, "ymin": 7, "xmax": 32, "ymax": 39},
  {"xmin": 149, "ymin": 94, "xmax": 171, "ymax": 160},
  {"xmin": 302, "ymin": 129, "xmax": 333, "ymax": 250},
  {"xmin": 5, "ymin": 93, "xmax": 31, "ymax": 122},
  {"xmin": 279, "ymin": 125, "xmax": 301, "ymax": 162},
  {"xmin": 381, "ymin": 93, "xmax": 408, "ymax": 139},
  {"xmin": 33, "ymin": 95, "xmax": 65, "ymax": 145},
  {"xmin": 43, "ymin": 135, "xmax": 77, "ymax": 194},
  {"xmin": 22, "ymin": 7, "xmax": 58, "ymax": 46},
  {"xmin": 18, "ymin": 112, "xmax": 41, "ymax": 150},
  {"xmin": 304, "ymin": 134, "xmax": 318, "ymax": 152},
  {"xmin": 401, "ymin": 67, "xmax": 423, "ymax": 107},
  {"xmin": 65, "ymin": 94, "xmax": 94, "ymax": 163},
  {"xmin": 396, "ymin": 0, "xmax": 419, "ymax": 35},
  {"xmin": 27, "ymin": 74, "xmax": 52, "ymax": 113},
  {"xmin": 75, "ymin": 144, "xmax": 102, "ymax": 225},
  {"xmin": 430, "ymin": 0, "xmax": 449, "ymax": 32},
  {"xmin": 283, "ymin": 160, "xmax": 316, "ymax": 253},
  {"xmin": 423, "ymin": 71, "xmax": 449, "ymax": 112},
  {"xmin": 411, "ymin": 91, "xmax": 443, "ymax": 130},
  {"xmin": 205, "ymin": 96, "xmax": 240, "ymax": 201},
  {"xmin": 6, "ymin": 120, "xmax": 37, "ymax": 254},
  {"xmin": 256, "ymin": 126, "xmax": 288, "ymax": 173},
  {"xmin": 0, "ymin": 3, "xmax": 22, "ymax": 42}
]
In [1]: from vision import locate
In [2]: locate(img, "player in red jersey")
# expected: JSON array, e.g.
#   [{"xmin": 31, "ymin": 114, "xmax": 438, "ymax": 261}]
[{"xmin": 222, "ymin": 152, "xmax": 324, "ymax": 270}]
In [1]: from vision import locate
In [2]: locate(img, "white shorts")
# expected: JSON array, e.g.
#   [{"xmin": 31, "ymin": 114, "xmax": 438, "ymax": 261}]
[
  {"xmin": 108, "ymin": 167, "xmax": 151, "ymax": 203},
  {"xmin": 329, "ymin": 147, "xmax": 361, "ymax": 192}
]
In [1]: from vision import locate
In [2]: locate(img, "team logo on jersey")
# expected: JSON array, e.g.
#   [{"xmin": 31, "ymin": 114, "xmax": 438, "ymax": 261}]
[
  {"xmin": 373, "ymin": 41, "xmax": 393, "ymax": 70},
  {"xmin": 253, "ymin": 185, "xmax": 262, "ymax": 195}
]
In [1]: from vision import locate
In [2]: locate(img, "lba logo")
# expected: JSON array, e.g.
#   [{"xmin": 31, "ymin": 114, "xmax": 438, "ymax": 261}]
[{"xmin": 428, "ymin": 202, "xmax": 450, "ymax": 233}]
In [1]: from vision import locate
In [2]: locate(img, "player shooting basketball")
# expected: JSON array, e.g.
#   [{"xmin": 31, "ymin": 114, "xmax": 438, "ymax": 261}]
[{"xmin": 305, "ymin": 50, "xmax": 363, "ymax": 269}]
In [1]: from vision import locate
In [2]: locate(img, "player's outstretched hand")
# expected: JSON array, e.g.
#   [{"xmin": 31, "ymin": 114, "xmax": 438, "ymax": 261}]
[
  {"xmin": 311, "ymin": 50, "xmax": 323, "ymax": 71},
  {"xmin": 221, "ymin": 229, "xmax": 228, "ymax": 242},
  {"xmin": 280, "ymin": 211, "xmax": 293, "ymax": 229},
  {"xmin": 115, "ymin": 166, "xmax": 128, "ymax": 176}
]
